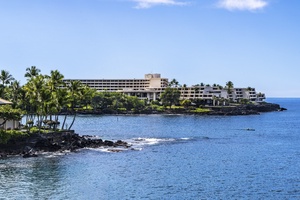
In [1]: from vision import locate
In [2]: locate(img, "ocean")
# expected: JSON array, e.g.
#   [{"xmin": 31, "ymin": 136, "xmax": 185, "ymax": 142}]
[{"xmin": 1, "ymin": 98, "xmax": 300, "ymax": 199}]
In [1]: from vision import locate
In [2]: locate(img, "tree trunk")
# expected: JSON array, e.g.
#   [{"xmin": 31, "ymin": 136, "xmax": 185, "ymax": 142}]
[
  {"xmin": 68, "ymin": 112, "xmax": 77, "ymax": 130},
  {"xmin": 61, "ymin": 114, "xmax": 68, "ymax": 130}
]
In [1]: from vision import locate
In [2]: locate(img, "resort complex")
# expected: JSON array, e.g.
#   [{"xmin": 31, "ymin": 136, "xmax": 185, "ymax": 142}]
[{"xmin": 63, "ymin": 74, "xmax": 266, "ymax": 103}]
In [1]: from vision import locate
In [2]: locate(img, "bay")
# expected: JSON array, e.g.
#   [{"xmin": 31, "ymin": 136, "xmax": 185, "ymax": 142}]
[{"xmin": 1, "ymin": 98, "xmax": 300, "ymax": 199}]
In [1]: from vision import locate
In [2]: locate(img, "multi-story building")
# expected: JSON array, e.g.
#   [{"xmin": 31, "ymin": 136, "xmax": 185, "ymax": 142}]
[{"xmin": 63, "ymin": 74, "xmax": 265, "ymax": 103}]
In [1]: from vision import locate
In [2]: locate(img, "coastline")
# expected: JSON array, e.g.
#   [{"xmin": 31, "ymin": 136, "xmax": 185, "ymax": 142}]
[
  {"xmin": 0, "ymin": 131, "xmax": 130, "ymax": 158},
  {"xmin": 74, "ymin": 102, "xmax": 286, "ymax": 116},
  {"xmin": 0, "ymin": 102, "xmax": 286, "ymax": 158}
]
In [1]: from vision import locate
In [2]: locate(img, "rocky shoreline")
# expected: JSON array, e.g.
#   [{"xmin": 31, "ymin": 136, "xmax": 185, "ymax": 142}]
[
  {"xmin": 0, "ymin": 131, "xmax": 130, "ymax": 158},
  {"xmin": 207, "ymin": 102, "xmax": 286, "ymax": 115},
  {"xmin": 0, "ymin": 102, "xmax": 286, "ymax": 158},
  {"xmin": 75, "ymin": 102, "xmax": 286, "ymax": 116}
]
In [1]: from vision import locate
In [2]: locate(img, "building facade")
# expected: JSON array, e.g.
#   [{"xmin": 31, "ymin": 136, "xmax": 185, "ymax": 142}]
[
  {"xmin": 0, "ymin": 98, "xmax": 20, "ymax": 130},
  {"xmin": 63, "ymin": 74, "xmax": 265, "ymax": 103}
]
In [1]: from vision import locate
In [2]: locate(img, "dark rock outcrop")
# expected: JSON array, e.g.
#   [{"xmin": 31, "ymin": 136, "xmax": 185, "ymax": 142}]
[
  {"xmin": 208, "ymin": 103, "xmax": 285, "ymax": 116},
  {"xmin": 0, "ymin": 131, "xmax": 130, "ymax": 157}
]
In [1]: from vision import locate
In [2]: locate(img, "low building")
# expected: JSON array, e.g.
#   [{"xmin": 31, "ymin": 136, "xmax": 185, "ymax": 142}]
[
  {"xmin": 63, "ymin": 74, "xmax": 265, "ymax": 103},
  {"xmin": 0, "ymin": 98, "xmax": 20, "ymax": 130}
]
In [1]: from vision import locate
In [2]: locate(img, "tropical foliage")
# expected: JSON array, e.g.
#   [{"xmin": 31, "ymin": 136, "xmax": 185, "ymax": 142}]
[
  {"xmin": 160, "ymin": 87, "xmax": 181, "ymax": 108},
  {"xmin": 0, "ymin": 105, "xmax": 23, "ymax": 127},
  {"xmin": 0, "ymin": 69, "xmax": 244, "ymax": 137}
]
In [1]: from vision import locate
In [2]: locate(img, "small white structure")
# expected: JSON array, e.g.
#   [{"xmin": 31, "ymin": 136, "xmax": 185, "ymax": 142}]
[{"xmin": 0, "ymin": 98, "xmax": 20, "ymax": 130}]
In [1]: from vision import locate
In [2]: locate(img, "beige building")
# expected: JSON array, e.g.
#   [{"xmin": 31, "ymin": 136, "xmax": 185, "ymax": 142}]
[
  {"xmin": 64, "ymin": 74, "xmax": 168, "ymax": 101},
  {"xmin": 63, "ymin": 74, "xmax": 265, "ymax": 103}
]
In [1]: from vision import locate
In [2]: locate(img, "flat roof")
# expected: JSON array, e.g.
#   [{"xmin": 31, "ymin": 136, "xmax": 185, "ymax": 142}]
[{"xmin": 0, "ymin": 98, "xmax": 12, "ymax": 105}]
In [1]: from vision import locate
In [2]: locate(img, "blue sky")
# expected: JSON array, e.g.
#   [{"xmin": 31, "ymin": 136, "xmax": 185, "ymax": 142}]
[{"xmin": 0, "ymin": 0, "xmax": 299, "ymax": 97}]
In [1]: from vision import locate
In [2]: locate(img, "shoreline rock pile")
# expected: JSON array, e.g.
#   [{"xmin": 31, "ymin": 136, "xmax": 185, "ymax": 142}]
[
  {"xmin": 0, "ymin": 131, "xmax": 130, "ymax": 158},
  {"xmin": 208, "ymin": 103, "xmax": 284, "ymax": 115}
]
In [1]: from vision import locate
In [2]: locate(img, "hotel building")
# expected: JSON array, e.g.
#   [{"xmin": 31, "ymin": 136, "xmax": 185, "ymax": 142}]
[{"xmin": 63, "ymin": 74, "xmax": 265, "ymax": 103}]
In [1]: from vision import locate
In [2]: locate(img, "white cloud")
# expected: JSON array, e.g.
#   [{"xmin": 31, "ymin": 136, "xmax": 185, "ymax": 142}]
[
  {"xmin": 218, "ymin": 0, "xmax": 268, "ymax": 11},
  {"xmin": 133, "ymin": 0, "xmax": 188, "ymax": 9}
]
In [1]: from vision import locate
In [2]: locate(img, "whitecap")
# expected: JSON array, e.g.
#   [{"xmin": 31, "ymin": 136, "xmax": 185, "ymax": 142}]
[
  {"xmin": 86, "ymin": 146, "xmax": 129, "ymax": 153},
  {"xmin": 128, "ymin": 137, "xmax": 176, "ymax": 147},
  {"xmin": 180, "ymin": 137, "xmax": 190, "ymax": 140}
]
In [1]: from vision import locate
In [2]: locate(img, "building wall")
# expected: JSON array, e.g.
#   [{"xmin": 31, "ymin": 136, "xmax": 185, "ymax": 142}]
[
  {"xmin": 63, "ymin": 74, "xmax": 265, "ymax": 102},
  {"xmin": 0, "ymin": 119, "xmax": 19, "ymax": 130}
]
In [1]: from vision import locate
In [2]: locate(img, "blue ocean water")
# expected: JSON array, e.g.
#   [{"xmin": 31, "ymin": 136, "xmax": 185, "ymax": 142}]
[{"xmin": 1, "ymin": 98, "xmax": 300, "ymax": 199}]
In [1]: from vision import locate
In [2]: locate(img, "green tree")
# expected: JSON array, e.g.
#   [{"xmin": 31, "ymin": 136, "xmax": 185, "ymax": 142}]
[
  {"xmin": 169, "ymin": 78, "xmax": 180, "ymax": 88},
  {"xmin": 0, "ymin": 70, "xmax": 15, "ymax": 86},
  {"xmin": 180, "ymin": 99, "xmax": 191, "ymax": 109},
  {"xmin": 65, "ymin": 80, "xmax": 84, "ymax": 130},
  {"xmin": 46, "ymin": 70, "xmax": 66, "ymax": 130},
  {"xmin": 160, "ymin": 87, "xmax": 180, "ymax": 108},
  {"xmin": 123, "ymin": 96, "xmax": 145, "ymax": 112},
  {"xmin": 25, "ymin": 66, "xmax": 41, "ymax": 79},
  {"xmin": 80, "ymin": 85, "xmax": 96, "ymax": 109},
  {"xmin": 23, "ymin": 74, "xmax": 50, "ymax": 132},
  {"xmin": 8, "ymin": 80, "xmax": 22, "ymax": 108},
  {"xmin": 0, "ymin": 105, "xmax": 23, "ymax": 129},
  {"xmin": 0, "ymin": 70, "xmax": 14, "ymax": 98},
  {"xmin": 226, "ymin": 81, "xmax": 234, "ymax": 94}
]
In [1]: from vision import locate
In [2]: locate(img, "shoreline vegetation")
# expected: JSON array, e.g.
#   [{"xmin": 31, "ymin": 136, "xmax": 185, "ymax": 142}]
[
  {"xmin": 73, "ymin": 102, "xmax": 285, "ymax": 115},
  {"xmin": 0, "ymin": 67, "xmax": 286, "ymax": 157},
  {"xmin": 0, "ymin": 102, "xmax": 285, "ymax": 158}
]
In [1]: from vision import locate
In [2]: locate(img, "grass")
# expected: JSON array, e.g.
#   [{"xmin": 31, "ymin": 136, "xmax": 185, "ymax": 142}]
[{"xmin": 190, "ymin": 108, "xmax": 211, "ymax": 113}]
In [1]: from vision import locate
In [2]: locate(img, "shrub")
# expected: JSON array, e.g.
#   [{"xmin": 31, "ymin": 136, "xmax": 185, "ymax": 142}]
[{"xmin": 0, "ymin": 129, "xmax": 29, "ymax": 144}]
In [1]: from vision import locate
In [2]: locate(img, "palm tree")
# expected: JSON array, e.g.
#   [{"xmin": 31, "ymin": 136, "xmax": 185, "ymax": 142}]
[
  {"xmin": 226, "ymin": 81, "xmax": 234, "ymax": 94},
  {"xmin": 8, "ymin": 80, "xmax": 22, "ymax": 108},
  {"xmin": 66, "ymin": 80, "xmax": 84, "ymax": 130},
  {"xmin": 0, "ymin": 70, "xmax": 15, "ymax": 86},
  {"xmin": 25, "ymin": 66, "xmax": 41, "ymax": 79},
  {"xmin": 47, "ymin": 70, "xmax": 65, "ymax": 130},
  {"xmin": 80, "ymin": 85, "xmax": 96, "ymax": 109},
  {"xmin": 47, "ymin": 87, "xmax": 69, "ymax": 130},
  {"xmin": 23, "ymin": 74, "xmax": 49, "ymax": 132},
  {"xmin": 169, "ymin": 78, "xmax": 180, "ymax": 88},
  {"xmin": 49, "ymin": 70, "xmax": 64, "ymax": 89}
]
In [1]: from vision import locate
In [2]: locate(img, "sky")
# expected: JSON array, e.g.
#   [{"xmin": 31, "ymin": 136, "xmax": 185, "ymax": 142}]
[{"xmin": 0, "ymin": 0, "xmax": 299, "ymax": 97}]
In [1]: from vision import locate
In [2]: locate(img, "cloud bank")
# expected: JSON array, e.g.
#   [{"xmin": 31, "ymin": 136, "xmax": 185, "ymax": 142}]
[
  {"xmin": 218, "ymin": 0, "xmax": 268, "ymax": 11},
  {"xmin": 133, "ymin": 0, "xmax": 188, "ymax": 9}
]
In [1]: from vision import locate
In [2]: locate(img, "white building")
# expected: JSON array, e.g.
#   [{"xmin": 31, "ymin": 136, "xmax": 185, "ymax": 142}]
[
  {"xmin": 63, "ymin": 74, "xmax": 265, "ymax": 103},
  {"xmin": 0, "ymin": 98, "xmax": 20, "ymax": 130}
]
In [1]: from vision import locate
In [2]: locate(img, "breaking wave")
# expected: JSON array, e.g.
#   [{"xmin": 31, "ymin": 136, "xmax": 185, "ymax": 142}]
[{"xmin": 91, "ymin": 137, "xmax": 194, "ymax": 153}]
